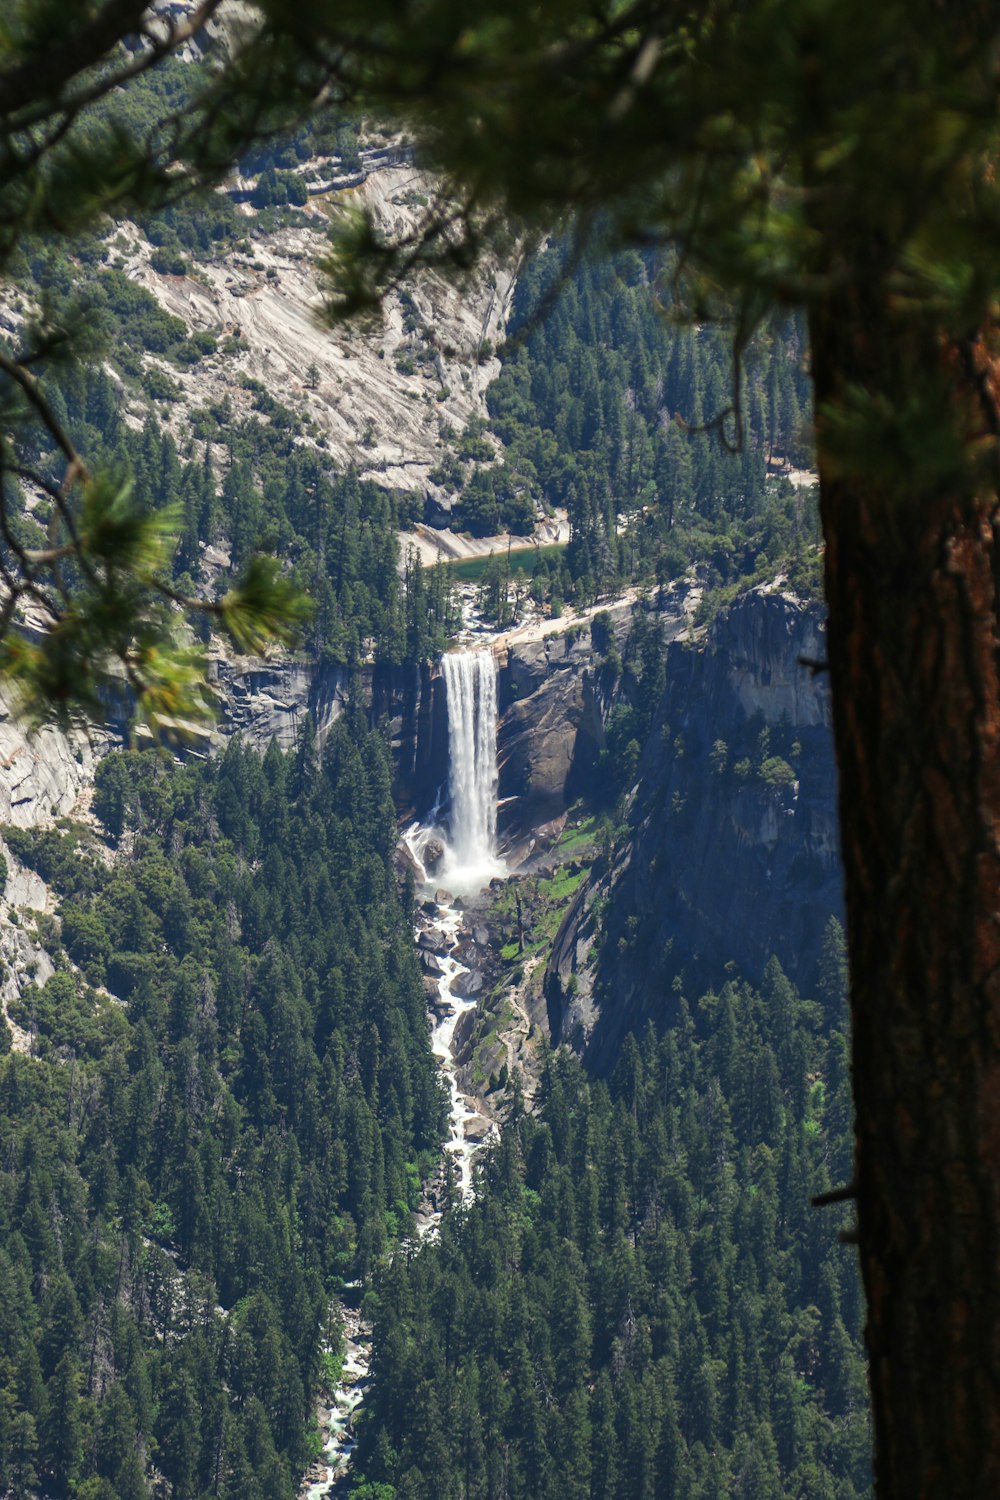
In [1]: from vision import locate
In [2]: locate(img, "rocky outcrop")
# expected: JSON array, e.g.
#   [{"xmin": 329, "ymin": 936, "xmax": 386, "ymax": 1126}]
[
  {"xmin": 212, "ymin": 652, "xmax": 449, "ymax": 818},
  {"xmin": 0, "ymin": 841, "xmax": 60, "ymax": 1053},
  {"xmin": 495, "ymin": 592, "xmax": 695, "ymax": 852},
  {"xmin": 0, "ymin": 694, "xmax": 116, "ymax": 828},
  {"xmin": 496, "ymin": 629, "xmax": 604, "ymax": 839},
  {"xmin": 375, "ymin": 662, "xmax": 449, "ymax": 821},
  {"xmin": 123, "ymin": 164, "xmax": 516, "ymax": 500},
  {"xmin": 719, "ymin": 586, "xmax": 829, "ymax": 728},
  {"xmin": 212, "ymin": 656, "xmax": 351, "ymax": 752},
  {"xmin": 549, "ymin": 584, "xmax": 842, "ymax": 1069}
]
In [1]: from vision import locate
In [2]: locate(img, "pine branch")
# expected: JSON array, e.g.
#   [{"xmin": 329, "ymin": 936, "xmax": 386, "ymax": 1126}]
[
  {"xmin": 6, "ymin": 0, "xmax": 228, "ymax": 133},
  {"xmin": 0, "ymin": 2, "xmax": 151, "ymax": 116},
  {"xmin": 811, "ymin": 1181, "xmax": 857, "ymax": 1208}
]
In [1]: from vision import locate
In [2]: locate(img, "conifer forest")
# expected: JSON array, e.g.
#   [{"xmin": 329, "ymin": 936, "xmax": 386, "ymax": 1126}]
[{"xmin": 6, "ymin": 4, "xmax": 998, "ymax": 1499}]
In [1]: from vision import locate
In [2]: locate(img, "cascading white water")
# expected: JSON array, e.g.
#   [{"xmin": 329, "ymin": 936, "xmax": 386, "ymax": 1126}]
[
  {"xmin": 440, "ymin": 649, "xmax": 505, "ymax": 891},
  {"xmin": 307, "ymin": 652, "xmax": 505, "ymax": 1496}
]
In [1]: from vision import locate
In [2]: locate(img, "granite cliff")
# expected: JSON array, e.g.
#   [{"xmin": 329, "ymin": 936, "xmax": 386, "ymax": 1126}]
[{"xmin": 545, "ymin": 585, "xmax": 842, "ymax": 1067}]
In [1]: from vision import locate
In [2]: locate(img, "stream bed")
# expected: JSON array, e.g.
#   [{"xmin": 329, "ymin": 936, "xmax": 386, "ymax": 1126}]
[
  {"xmin": 303, "ymin": 647, "xmax": 504, "ymax": 1497},
  {"xmin": 303, "ymin": 867, "xmax": 498, "ymax": 1496}
]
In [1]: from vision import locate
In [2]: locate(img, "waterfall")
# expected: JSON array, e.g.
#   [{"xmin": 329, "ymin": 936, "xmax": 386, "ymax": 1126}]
[
  {"xmin": 441, "ymin": 649, "xmax": 504, "ymax": 891},
  {"xmin": 309, "ymin": 650, "xmax": 504, "ymax": 1492}
]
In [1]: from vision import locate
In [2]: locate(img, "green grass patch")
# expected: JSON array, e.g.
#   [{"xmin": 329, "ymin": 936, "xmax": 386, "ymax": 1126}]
[
  {"xmin": 545, "ymin": 867, "xmax": 587, "ymax": 904},
  {"xmin": 555, "ymin": 812, "xmax": 603, "ymax": 854}
]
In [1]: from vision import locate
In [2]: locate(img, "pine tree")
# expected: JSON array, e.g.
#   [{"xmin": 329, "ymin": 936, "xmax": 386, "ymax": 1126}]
[{"xmin": 40, "ymin": 1352, "xmax": 83, "ymax": 1495}]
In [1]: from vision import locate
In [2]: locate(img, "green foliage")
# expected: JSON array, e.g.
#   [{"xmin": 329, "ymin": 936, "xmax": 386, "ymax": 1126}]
[
  {"xmin": 218, "ymin": 555, "xmax": 313, "ymax": 655},
  {"xmin": 352, "ymin": 977, "xmax": 869, "ymax": 1499},
  {"xmin": 462, "ymin": 242, "xmax": 818, "ymax": 603},
  {"xmin": 0, "ymin": 357, "xmax": 318, "ymax": 727},
  {"xmin": 0, "ymin": 21, "xmax": 347, "ymax": 724},
  {"xmin": 0, "ymin": 720, "xmax": 446, "ymax": 1498},
  {"xmin": 0, "ymin": 353, "xmax": 458, "ymax": 732},
  {"xmin": 93, "ymin": 269, "xmax": 188, "ymax": 355},
  {"xmin": 3, "ymin": 821, "xmax": 103, "ymax": 897},
  {"xmin": 760, "ymin": 756, "xmax": 797, "ymax": 787}
]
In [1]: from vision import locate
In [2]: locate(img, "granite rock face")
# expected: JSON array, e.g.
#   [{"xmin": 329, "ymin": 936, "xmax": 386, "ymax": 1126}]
[
  {"xmin": 211, "ymin": 654, "xmax": 448, "ymax": 819},
  {"xmin": 0, "ymin": 695, "xmax": 116, "ymax": 828},
  {"xmin": 550, "ymin": 585, "xmax": 842, "ymax": 1069},
  {"xmin": 0, "ymin": 695, "xmax": 120, "ymax": 1050},
  {"xmin": 718, "ymin": 586, "xmax": 830, "ymax": 729},
  {"xmin": 494, "ymin": 593, "xmax": 695, "ymax": 851},
  {"xmin": 0, "ymin": 840, "xmax": 60, "ymax": 1053},
  {"xmin": 643, "ymin": 586, "xmax": 841, "ymax": 979},
  {"xmin": 212, "ymin": 657, "xmax": 351, "ymax": 752},
  {"xmin": 122, "ymin": 159, "xmax": 515, "ymax": 503},
  {"xmin": 496, "ymin": 630, "xmax": 604, "ymax": 839}
]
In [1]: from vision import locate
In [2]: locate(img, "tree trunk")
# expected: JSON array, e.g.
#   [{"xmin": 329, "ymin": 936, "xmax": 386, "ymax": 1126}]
[{"xmin": 810, "ymin": 287, "xmax": 1000, "ymax": 1496}]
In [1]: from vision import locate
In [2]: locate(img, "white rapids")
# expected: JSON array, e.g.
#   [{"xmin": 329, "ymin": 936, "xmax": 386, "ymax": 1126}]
[
  {"xmin": 304, "ymin": 1304, "xmax": 369, "ymax": 1500},
  {"xmin": 419, "ymin": 901, "xmax": 491, "ymax": 1210}
]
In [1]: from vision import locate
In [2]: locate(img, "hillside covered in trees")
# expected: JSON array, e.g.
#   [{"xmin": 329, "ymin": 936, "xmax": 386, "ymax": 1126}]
[
  {"xmin": 0, "ymin": 23, "xmax": 859, "ymax": 1500},
  {"xmin": 442, "ymin": 242, "xmax": 818, "ymax": 607},
  {"xmin": 0, "ymin": 723, "xmax": 444, "ymax": 1499},
  {"xmin": 349, "ymin": 948, "xmax": 867, "ymax": 1500},
  {"xmin": 4, "ymin": 165, "xmax": 821, "ymax": 683}
]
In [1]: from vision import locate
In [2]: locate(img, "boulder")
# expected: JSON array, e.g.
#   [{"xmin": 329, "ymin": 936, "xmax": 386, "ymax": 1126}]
[
  {"xmin": 452, "ymin": 1006, "xmax": 479, "ymax": 1060},
  {"xmin": 422, "ymin": 837, "xmax": 446, "ymax": 875},
  {"xmin": 450, "ymin": 939, "xmax": 479, "ymax": 966},
  {"xmin": 395, "ymin": 842, "xmax": 424, "ymax": 884},
  {"xmin": 451, "ymin": 968, "xmax": 484, "ymax": 999},
  {"xmin": 427, "ymin": 992, "xmax": 453, "ymax": 1021},
  {"xmin": 417, "ymin": 928, "xmax": 447, "ymax": 955}
]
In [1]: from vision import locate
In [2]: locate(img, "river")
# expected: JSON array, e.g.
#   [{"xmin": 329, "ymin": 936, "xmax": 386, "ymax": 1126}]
[{"xmin": 304, "ymin": 646, "xmax": 504, "ymax": 1498}]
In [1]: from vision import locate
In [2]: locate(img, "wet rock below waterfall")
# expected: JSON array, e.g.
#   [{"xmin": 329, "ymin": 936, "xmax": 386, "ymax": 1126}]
[
  {"xmin": 451, "ymin": 969, "xmax": 484, "ymax": 999},
  {"xmin": 452, "ymin": 1005, "xmax": 479, "ymax": 1060},
  {"xmin": 422, "ymin": 837, "xmax": 446, "ymax": 876},
  {"xmin": 450, "ymin": 938, "xmax": 480, "ymax": 966},
  {"xmin": 395, "ymin": 842, "xmax": 424, "ymax": 884},
  {"xmin": 417, "ymin": 929, "xmax": 449, "ymax": 956}
]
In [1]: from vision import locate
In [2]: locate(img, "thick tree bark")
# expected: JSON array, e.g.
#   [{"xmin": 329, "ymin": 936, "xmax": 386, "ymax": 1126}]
[{"xmin": 810, "ymin": 288, "xmax": 1000, "ymax": 1496}]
